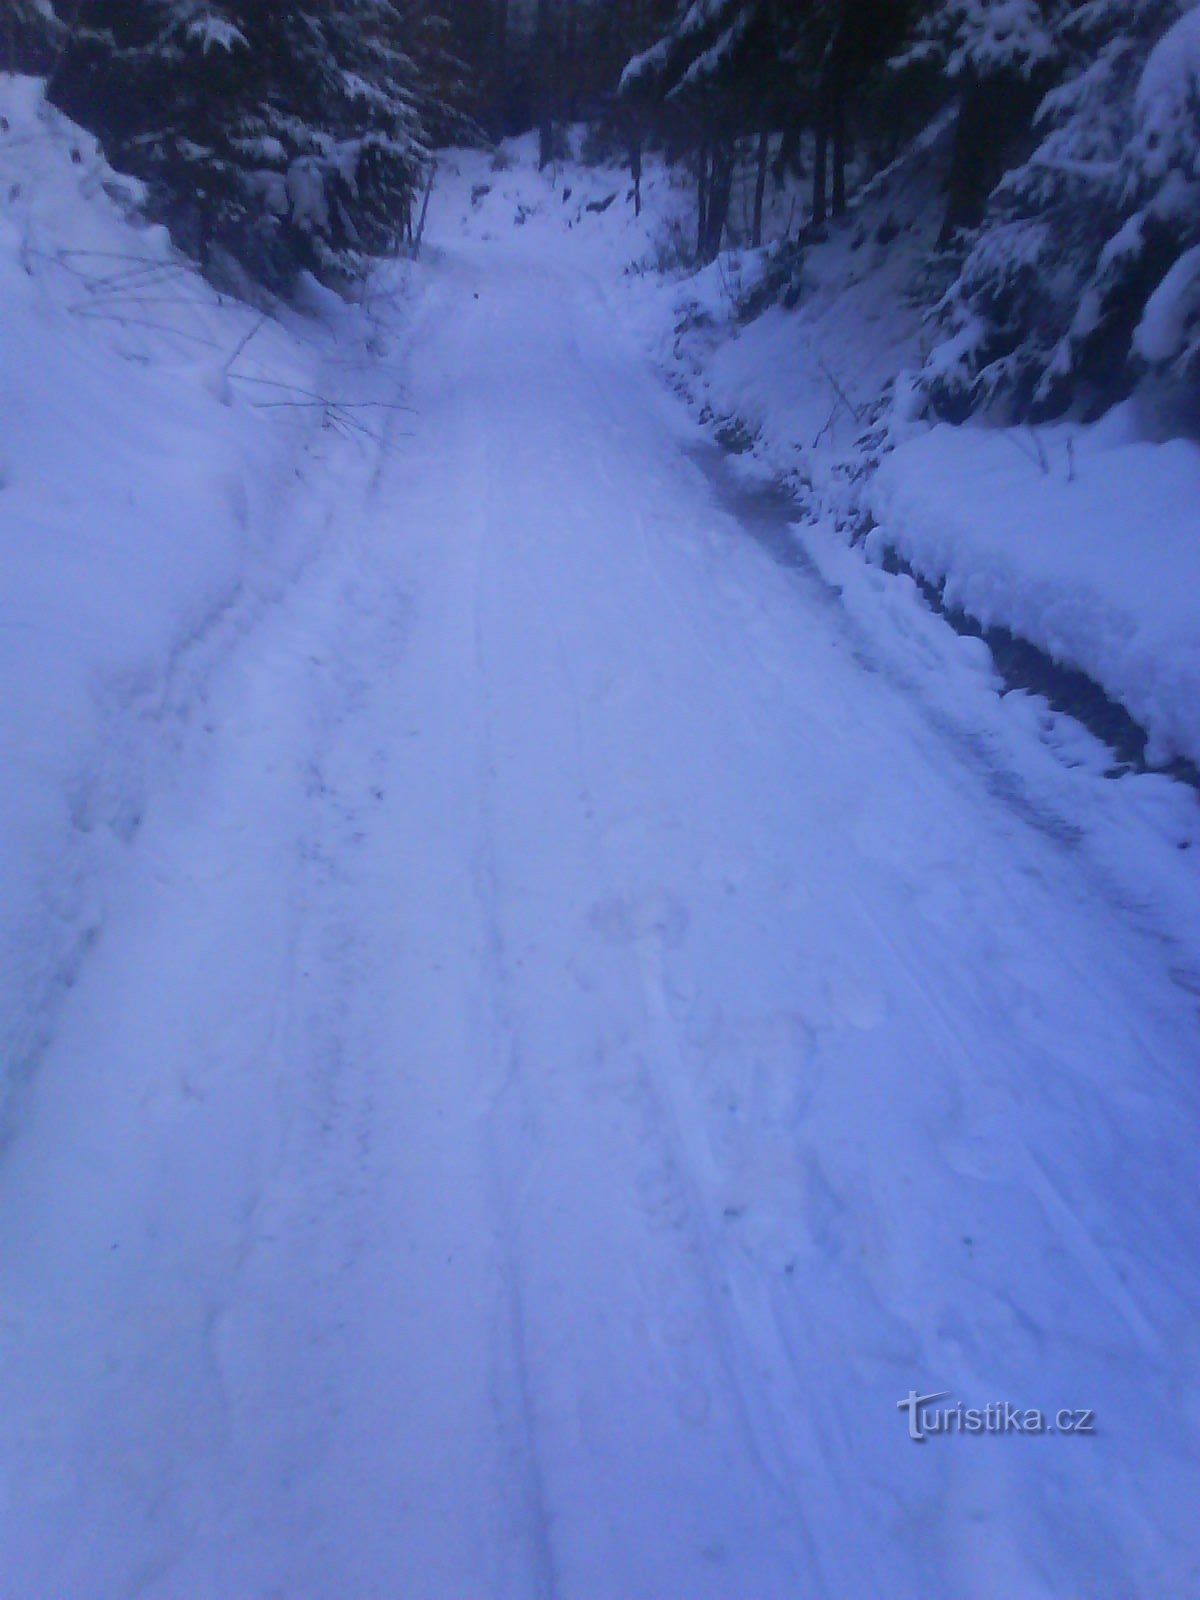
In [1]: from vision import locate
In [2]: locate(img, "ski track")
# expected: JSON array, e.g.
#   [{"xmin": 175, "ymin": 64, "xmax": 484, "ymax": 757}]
[{"xmin": 2, "ymin": 229, "xmax": 1200, "ymax": 1600}]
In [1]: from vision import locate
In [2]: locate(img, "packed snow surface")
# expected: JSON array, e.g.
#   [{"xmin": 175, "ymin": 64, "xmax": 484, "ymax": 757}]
[{"xmin": 2, "ymin": 119, "xmax": 1200, "ymax": 1599}]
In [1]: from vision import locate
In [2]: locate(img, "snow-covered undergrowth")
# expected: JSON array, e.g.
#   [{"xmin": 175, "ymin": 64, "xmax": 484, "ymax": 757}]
[
  {"xmin": 651, "ymin": 123, "xmax": 956, "ymax": 504},
  {"xmin": 0, "ymin": 77, "xmax": 405, "ymax": 1136},
  {"xmin": 433, "ymin": 128, "xmax": 690, "ymax": 279}
]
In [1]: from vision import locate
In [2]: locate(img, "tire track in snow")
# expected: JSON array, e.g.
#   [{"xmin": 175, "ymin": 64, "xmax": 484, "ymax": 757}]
[
  {"xmin": 468, "ymin": 415, "xmax": 563, "ymax": 1600},
  {"xmin": 546, "ymin": 603, "xmax": 824, "ymax": 1543}
]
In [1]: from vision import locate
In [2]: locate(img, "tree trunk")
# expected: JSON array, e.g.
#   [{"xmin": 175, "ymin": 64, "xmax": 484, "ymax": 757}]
[
  {"xmin": 752, "ymin": 126, "xmax": 769, "ymax": 248},
  {"xmin": 495, "ymin": 0, "xmax": 509, "ymax": 136},
  {"xmin": 564, "ymin": 0, "xmax": 578, "ymax": 122},
  {"xmin": 812, "ymin": 92, "xmax": 829, "ymax": 228},
  {"xmin": 412, "ymin": 162, "xmax": 437, "ymax": 258},
  {"xmin": 831, "ymin": 73, "xmax": 847, "ymax": 219},
  {"xmin": 941, "ymin": 74, "xmax": 990, "ymax": 241},
  {"xmin": 696, "ymin": 142, "xmax": 709, "ymax": 262},
  {"xmin": 536, "ymin": 0, "xmax": 554, "ymax": 170},
  {"xmin": 940, "ymin": 72, "xmax": 1039, "ymax": 243},
  {"xmin": 774, "ymin": 111, "xmax": 803, "ymax": 184},
  {"xmin": 631, "ymin": 136, "xmax": 643, "ymax": 218},
  {"xmin": 704, "ymin": 143, "xmax": 733, "ymax": 262}
]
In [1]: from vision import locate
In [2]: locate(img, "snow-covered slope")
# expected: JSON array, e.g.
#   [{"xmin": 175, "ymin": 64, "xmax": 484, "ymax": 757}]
[
  {"xmin": 653, "ymin": 125, "xmax": 954, "ymax": 510},
  {"xmin": 0, "ymin": 76, "xmax": 404, "ymax": 1138}
]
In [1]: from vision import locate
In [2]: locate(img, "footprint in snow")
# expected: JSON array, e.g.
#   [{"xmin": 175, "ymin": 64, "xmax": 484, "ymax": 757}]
[
  {"xmin": 823, "ymin": 962, "xmax": 889, "ymax": 1031},
  {"xmin": 588, "ymin": 890, "xmax": 690, "ymax": 950}
]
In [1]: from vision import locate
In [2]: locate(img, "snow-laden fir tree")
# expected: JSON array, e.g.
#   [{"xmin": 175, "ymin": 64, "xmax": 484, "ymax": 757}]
[
  {"xmin": 921, "ymin": 0, "xmax": 1200, "ymax": 420},
  {"xmin": 393, "ymin": 0, "xmax": 482, "ymax": 147},
  {"xmin": 5, "ymin": 0, "xmax": 59, "ymax": 74},
  {"xmin": 892, "ymin": 0, "xmax": 1062, "ymax": 240},
  {"xmin": 46, "ymin": 0, "xmax": 449, "ymax": 295}
]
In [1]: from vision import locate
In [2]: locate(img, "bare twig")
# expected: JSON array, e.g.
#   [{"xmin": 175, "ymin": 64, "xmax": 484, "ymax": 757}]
[
  {"xmin": 1002, "ymin": 427, "xmax": 1050, "ymax": 476},
  {"xmin": 252, "ymin": 399, "xmax": 414, "ymax": 413},
  {"xmin": 814, "ymin": 355, "xmax": 867, "ymax": 432},
  {"xmin": 221, "ymin": 310, "xmax": 269, "ymax": 375},
  {"xmin": 411, "ymin": 160, "xmax": 437, "ymax": 259},
  {"xmin": 66, "ymin": 308, "xmax": 224, "ymax": 347},
  {"xmin": 228, "ymin": 375, "xmax": 413, "ymax": 412},
  {"xmin": 812, "ymin": 400, "xmax": 840, "ymax": 450},
  {"xmin": 67, "ymin": 294, "xmax": 212, "ymax": 314},
  {"xmin": 248, "ymin": 402, "xmax": 407, "ymax": 453}
]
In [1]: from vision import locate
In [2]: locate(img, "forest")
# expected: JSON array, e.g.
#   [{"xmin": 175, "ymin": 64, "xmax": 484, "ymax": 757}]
[
  {"xmin": 2, "ymin": 5, "xmax": 1199, "ymax": 1598},
  {"xmin": 10, "ymin": 0, "xmax": 1200, "ymax": 422}
]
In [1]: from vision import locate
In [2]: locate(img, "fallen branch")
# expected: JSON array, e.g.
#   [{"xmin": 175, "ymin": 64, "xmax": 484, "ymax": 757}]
[
  {"xmin": 229, "ymin": 375, "xmax": 414, "ymax": 412},
  {"xmin": 221, "ymin": 311, "xmax": 270, "ymax": 375}
]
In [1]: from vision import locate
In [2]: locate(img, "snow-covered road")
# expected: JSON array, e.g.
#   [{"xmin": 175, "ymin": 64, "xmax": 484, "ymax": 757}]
[{"xmin": 3, "ymin": 230, "xmax": 1199, "ymax": 1600}]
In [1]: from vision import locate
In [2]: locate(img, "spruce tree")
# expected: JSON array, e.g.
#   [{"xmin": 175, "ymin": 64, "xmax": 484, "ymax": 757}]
[
  {"xmin": 922, "ymin": 0, "xmax": 1200, "ymax": 419},
  {"xmin": 6, "ymin": 0, "xmax": 60, "ymax": 75},
  {"xmin": 46, "ymin": 0, "xmax": 434, "ymax": 295},
  {"xmin": 892, "ymin": 0, "xmax": 1062, "ymax": 240}
]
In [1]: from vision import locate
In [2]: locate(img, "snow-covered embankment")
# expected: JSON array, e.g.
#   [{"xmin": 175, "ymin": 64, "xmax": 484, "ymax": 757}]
[{"xmin": 0, "ymin": 76, "xmax": 388, "ymax": 1133}]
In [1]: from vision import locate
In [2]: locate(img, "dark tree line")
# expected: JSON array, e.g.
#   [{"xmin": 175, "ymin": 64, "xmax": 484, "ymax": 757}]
[
  {"xmin": 9, "ymin": 0, "xmax": 480, "ymax": 295},
  {"xmin": 617, "ymin": 0, "xmax": 1045, "ymax": 261}
]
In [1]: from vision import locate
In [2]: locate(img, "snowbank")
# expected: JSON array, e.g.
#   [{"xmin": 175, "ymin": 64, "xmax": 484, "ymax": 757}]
[
  {"xmin": 0, "ymin": 77, "xmax": 376, "ymax": 1132},
  {"xmin": 869, "ymin": 419, "xmax": 1200, "ymax": 765}
]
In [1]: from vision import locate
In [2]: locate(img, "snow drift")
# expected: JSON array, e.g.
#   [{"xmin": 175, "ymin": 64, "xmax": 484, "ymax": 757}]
[{"xmin": 0, "ymin": 76, "xmax": 368, "ymax": 1136}]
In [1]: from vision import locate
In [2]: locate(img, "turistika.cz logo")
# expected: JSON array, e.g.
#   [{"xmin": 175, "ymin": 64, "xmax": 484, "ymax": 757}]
[{"xmin": 898, "ymin": 1391, "xmax": 1096, "ymax": 1443}]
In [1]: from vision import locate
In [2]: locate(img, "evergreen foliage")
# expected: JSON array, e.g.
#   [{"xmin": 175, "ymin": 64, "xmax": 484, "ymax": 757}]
[
  {"xmin": 41, "ymin": 0, "xmax": 473, "ymax": 295},
  {"xmin": 622, "ymin": 1, "xmax": 919, "ymax": 253},
  {"xmin": 620, "ymin": 0, "xmax": 1198, "ymax": 419},
  {"xmin": 5, "ymin": 0, "xmax": 61, "ymax": 75},
  {"xmin": 925, "ymin": 0, "xmax": 1200, "ymax": 419}
]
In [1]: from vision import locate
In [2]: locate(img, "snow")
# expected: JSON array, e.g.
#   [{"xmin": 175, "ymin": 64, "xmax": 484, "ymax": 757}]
[
  {"xmin": 869, "ymin": 420, "xmax": 1200, "ymax": 766},
  {"xmin": 1134, "ymin": 4, "xmax": 1200, "ymax": 185},
  {"xmin": 2, "ymin": 104, "xmax": 1200, "ymax": 1600},
  {"xmin": 287, "ymin": 154, "xmax": 332, "ymax": 233},
  {"xmin": 945, "ymin": 0, "xmax": 1058, "ymax": 80},
  {"xmin": 183, "ymin": 15, "xmax": 249, "ymax": 55},
  {"xmin": 0, "ymin": 76, "xmax": 397, "ymax": 1133},
  {"xmin": 1135, "ymin": 238, "xmax": 1200, "ymax": 363},
  {"xmin": 633, "ymin": 120, "xmax": 952, "ymax": 511},
  {"xmin": 567, "ymin": 114, "xmax": 1200, "ymax": 780}
]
